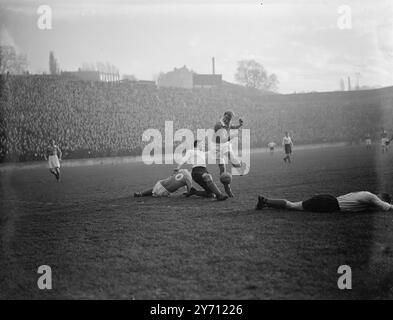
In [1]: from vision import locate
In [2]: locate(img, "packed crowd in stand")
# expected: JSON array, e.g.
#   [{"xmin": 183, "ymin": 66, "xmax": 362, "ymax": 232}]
[{"xmin": 1, "ymin": 74, "xmax": 393, "ymax": 162}]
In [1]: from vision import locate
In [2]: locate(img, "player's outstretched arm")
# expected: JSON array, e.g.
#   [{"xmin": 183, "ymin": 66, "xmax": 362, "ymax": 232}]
[{"xmin": 370, "ymin": 194, "xmax": 393, "ymax": 212}]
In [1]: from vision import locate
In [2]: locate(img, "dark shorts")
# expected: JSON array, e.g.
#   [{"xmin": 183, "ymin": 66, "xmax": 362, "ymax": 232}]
[
  {"xmin": 191, "ymin": 166, "xmax": 210, "ymax": 192},
  {"xmin": 284, "ymin": 144, "xmax": 292, "ymax": 155},
  {"xmin": 302, "ymin": 194, "xmax": 340, "ymax": 213}
]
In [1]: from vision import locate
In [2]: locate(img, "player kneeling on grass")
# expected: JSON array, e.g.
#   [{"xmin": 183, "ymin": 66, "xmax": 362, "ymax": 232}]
[
  {"xmin": 134, "ymin": 169, "xmax": 193, "ymax": 197},
  {"xmin": 44, "ymin": 139, "xmax": 62, "ymax": 181},
  {"xmin": 255, "ymin": 191, "xmax": 393, "ymax": 213},
  {"xmin": 176, "ymin": 140, "xmax": 228, "ymax": 201}
]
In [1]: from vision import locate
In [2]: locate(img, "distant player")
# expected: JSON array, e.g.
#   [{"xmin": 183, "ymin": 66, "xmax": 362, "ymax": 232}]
[
  {"xmin": 256, "ymin": 191, "xmax": 393, "ymax": 213},
  {"xmin": 134, "ymin": 169, "xmax": 192, "ymax": 197},
  {"xmin": 212, "ymin": 111, "xmax": 247, "ymax": 197},
  {"xmin": 381, "ymin": 129, "xmax": 389, "ymax": 153},
  {"xmin": 176, "ymin": 140, "xmax": 228, "ymax": 201},
  {"xmin": 44, "ymin": 139, "xmax": 62, "ymax": 181},
  {"xmin": 267, "ymin": 141, "xmax": 277, "ymax": 154},
  {"xmin": 282, "ymin": 131, "xmax": 294, "ymax": 163},
  {"xmin": 365, "ymin": 133, "xmax": 372, "ymax": 149}
]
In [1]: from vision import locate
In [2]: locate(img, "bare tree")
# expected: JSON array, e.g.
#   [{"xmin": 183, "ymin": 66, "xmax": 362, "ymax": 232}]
[
  {"xmin": 235, "ymin": 59, "xmax": 278, "ymax": 91},
  {"xmin": 0, "ymin": 46, "xmax": 28, "ymax": 74}
]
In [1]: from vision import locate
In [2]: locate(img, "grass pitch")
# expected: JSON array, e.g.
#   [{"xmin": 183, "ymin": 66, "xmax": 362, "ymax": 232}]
[{"xmin": 1, "ymin": 145, "xmax": 393, "ymax": 299}]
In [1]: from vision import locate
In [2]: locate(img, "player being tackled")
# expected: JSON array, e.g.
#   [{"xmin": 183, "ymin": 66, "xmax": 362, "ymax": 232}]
[
  {"xmin": 176, "ymin": 140, "xmax": 228, "ymax": 201},
  {"xmin": 134, "ymin": 169, "xmax": 193, "ymax": 197}
]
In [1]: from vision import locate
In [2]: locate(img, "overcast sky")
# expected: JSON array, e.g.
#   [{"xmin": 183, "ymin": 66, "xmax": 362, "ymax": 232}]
[{"xmin": 0, "ymin": 0, "xmax": 392, "ymax": 93}]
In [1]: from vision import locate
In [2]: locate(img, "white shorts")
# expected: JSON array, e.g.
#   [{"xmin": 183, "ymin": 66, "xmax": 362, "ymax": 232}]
[
  {"xmin": 366, "ymin": 139, "xmax": 371, "ymax": 145},
  {"xmin": 381, "ymin": 138, "xmax": 388, "ymax": 146},
  {"xmin": 48, "ymin": 155, "xmax": 60, "ymax": 169},
  {"xmin": 152, "ymin": 181, "xmax": 170, "ymax": 197}
]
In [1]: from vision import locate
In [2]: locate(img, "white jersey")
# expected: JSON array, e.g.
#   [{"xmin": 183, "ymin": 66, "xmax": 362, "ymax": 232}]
[
  {"xmin": 337, "ymin": 191, "xmax": 393, "ymax": 212},
  {"xmin": 178, "ymin": 149, "xmax": 207, "ymax": 168},
  {"xmin": 268, "ymin": 142, "xmax": 276, "ymax": 148},
  {"xmin": 282, "ymin": 136, "xmax": 293, "ymax": 145}
]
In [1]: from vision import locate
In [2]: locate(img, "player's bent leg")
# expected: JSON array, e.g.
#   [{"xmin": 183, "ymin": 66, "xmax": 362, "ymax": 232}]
[
  {"xmin": 223, "ymin": 184, "xmax": 234, "ymax": 198},
  {"xmin": 218, "ymin": 163, "xmax": 225, "ymax": 175},
  {"xmin": 55, "ymin": 168, "xmax": 60, "ymax": 181},
  {"xmin": 228, "ymin": 149, "xmax": 242, "ymax": 168},
  {"xmin": 202, "ymin": 173, "xmax": 227, "ymax": 201},
  {"xmin": 49, "ymin": 168, "xmax": 57, "ymax": 179}
]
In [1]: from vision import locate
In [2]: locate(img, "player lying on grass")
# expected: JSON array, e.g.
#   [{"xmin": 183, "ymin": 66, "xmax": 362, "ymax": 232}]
[
  {"xmin": 255, "ymin": 191, "xmax": 393, "ymax": 212},
  {"xmin": 134, "ymin": 169, "xmax": 192, "ymax": 197},
  {"xmin": 175, "ymin": 140, "xmax": 228, "ymax": 201},
  {"xmin": 44, "ymin": 139, "xmax": 62, "ymax": 181}
]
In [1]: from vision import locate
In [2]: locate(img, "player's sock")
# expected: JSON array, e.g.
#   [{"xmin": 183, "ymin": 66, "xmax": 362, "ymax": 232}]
[
  {"xmin": 139, "ymin": 189, "xmax": 153, "ymax": 197},
  {"xmin": 206, "ymin": 180, "xmax": 226, "ymax": 200},
  {"xmin": 265, "ymin": 199, "xmax": 288, "ymax": 209},
  {"xmin": 224, "ymin": 184, "xmax": 234, "ymax": 197}
]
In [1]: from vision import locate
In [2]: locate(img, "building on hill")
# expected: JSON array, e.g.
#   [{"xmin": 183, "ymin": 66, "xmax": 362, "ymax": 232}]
[
  {"xmin": 157, "ymin": 65, "xmax": 222, "ymax": 89},
  {"xmin": 157, "ymin": 65, "xmax": 194, "ymax": 89},
  {"xmin": 193, "ymin": 74, "xmax": 222, "ymax": 88},
  {"xmin": 61, "ymin": 69, "xmax": 120, "ymax": 82}
]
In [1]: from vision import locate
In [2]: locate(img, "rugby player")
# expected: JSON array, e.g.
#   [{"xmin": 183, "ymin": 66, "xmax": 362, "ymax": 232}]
[
  {"xmin": 255, "ymin": 191, "xmax": 393, "ymax": 212},
  {"xmin": 381, "ymin": 129, "xmax": 389, "ymax": 153},
  {"xmin": 282, "ymin": 131, "xmax": 294, "ymax": 163},
  {"xmin": 134, "ymin": 169, "xmax": 192, "ymax": 197},
  {"xmin": 267, "ymin": 141, "xmax": 277, "ymax": 154},
  {"xmin": 212, "ymin": 111, "xmax": 247, "ymax": 197},
  {"xmin": 44, "ymin": 139, "xmax": 62, "ymax": 181},
  {"xmin": 175, "ymin": 140, "xmax": 228, "ymax": 201},
  {"xmin": 365, "ymin": 133, "xmax": 372, "ymax": 149}
]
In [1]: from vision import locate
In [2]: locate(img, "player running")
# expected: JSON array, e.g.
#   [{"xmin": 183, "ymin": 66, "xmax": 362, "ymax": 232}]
[
  {"xmin": 175, "ymin": 140, "xmax": 228, "ymax": 201},
  {"xmin": 365, "ymin": 133, "xmax": 372, "ymax": 149},
  {"xmin": 282, "ymin": 131, "xmax": 294, "ymax": 163},
  {"xmin": 212, "ymin": 111, "xmax": 247, "ymax": 197},
  {"xmin": 267, "ymin": 141, "xmax": 277, "ymax": 155},
  {"xmin": 381, "ymin": 129, "xmax": 389, "ymax": 153},
  {"xmin": 255, "ymin": 191, "xmax": 392, "ymax": 213},
  {"xmin": 44, "ymin": 139, "xmax": 62, "ymax": 181},
  {"xmin": 134, "ymin": 169, "xmax": 193, "ymax": 197}
]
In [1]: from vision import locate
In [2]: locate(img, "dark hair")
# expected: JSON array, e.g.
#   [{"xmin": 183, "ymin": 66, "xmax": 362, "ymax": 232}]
[
  {"xmin": 379, "ymin": 193, "xmax": 392, "ymax": 203},
  {"xmin": 194, "ymin": 140, "xmax": 199, "ymax": 148},
  {"xmin": 224, "ymin": 111, "xmax": 234, "ymax": 118}
]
